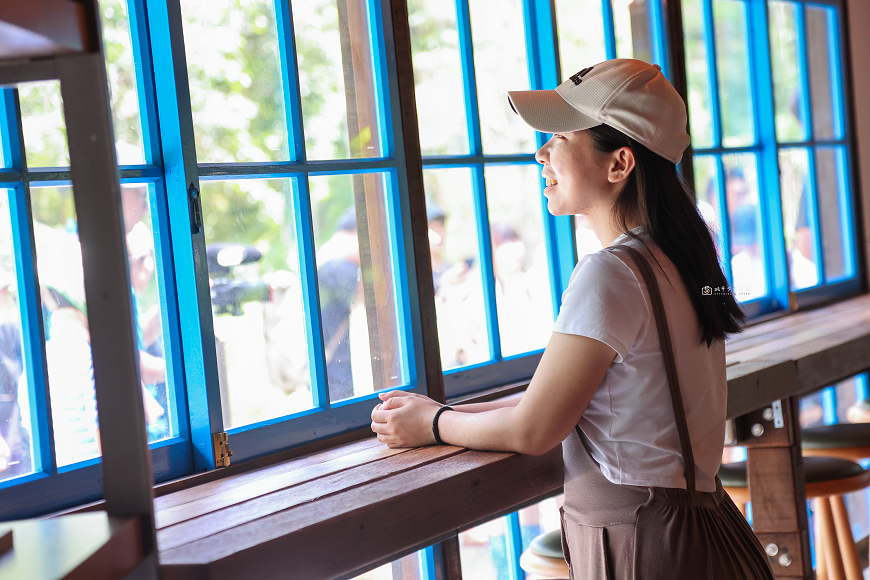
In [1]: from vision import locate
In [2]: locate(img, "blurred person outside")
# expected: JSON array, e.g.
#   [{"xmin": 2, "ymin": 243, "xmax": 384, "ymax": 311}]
[
  {"xmin": 317, "ymin": 207, "xmax": 363, "ymax": 401},
  {"xmin": 0, "ymin": 271, "xmax": 30, "ymax": 481},
  {"xmin": 723, "ymin": 168, "xmax": 765, "ymax": 298},
  {"xmin": 122, "ymin": 186, "xmax": 167, "ymax": 438}
]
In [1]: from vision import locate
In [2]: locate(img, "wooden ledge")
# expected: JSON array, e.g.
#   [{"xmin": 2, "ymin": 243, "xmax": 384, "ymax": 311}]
[
  {"xmin": 0, "ymin": 512, "xmax": 143, "ymax": 580},
  {"xmin": 156, "ymin": 438, "xmax": 562, "ymax": 580},
  {"xmin": 0, "ymin": 0, "xmax": 91, "ymax": 60}
]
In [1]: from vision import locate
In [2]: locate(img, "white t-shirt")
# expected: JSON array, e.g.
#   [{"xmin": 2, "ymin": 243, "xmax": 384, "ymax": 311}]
[{"xmin": 554, "ymin": 227, "xmax": 726, "ymax": 492}]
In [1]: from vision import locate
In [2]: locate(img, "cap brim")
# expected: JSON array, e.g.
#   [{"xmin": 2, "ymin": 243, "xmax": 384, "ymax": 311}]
[{"xmin": 507, "ymin": 90, "xmax": 601, "ymax": 134}]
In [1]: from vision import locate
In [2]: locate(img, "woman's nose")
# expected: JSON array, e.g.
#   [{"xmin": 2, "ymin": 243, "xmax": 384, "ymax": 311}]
[{"xmin": 535, "ymin": 144, "xmax": 548, "ymax": 165}]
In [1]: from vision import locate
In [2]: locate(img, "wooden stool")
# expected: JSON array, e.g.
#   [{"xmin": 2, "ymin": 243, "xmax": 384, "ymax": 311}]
[
  {"xmin": 720, "ymin": 456, "xmax": 870, "ymax": 580},
  {"xmin": 518, "ymin": 529, "xmax": 569, "ymax": 580},
  {"xmin": 801, "ymin": 424, "xmax": 870, "ymax": 580}
]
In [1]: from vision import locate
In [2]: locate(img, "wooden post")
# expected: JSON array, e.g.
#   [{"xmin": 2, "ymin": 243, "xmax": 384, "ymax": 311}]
[
  {"xmin": 336, "ymin": 0, "xmax": 401, "ymax": 393},
  {"xmin": 740, "ymin": 397, "xmax": 813, "ymax": 578}
]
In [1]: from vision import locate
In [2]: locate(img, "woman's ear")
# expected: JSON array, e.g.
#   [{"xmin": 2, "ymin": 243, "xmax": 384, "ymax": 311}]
[{"xmin": 607, "ymin": 147, "xmax": 635, "ymax": 184}]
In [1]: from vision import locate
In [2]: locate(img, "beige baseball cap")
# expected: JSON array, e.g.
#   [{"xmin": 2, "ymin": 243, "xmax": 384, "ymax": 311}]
[{"xmin": 507, "ymin": 59, "xmax": 691, "ymax": 164}]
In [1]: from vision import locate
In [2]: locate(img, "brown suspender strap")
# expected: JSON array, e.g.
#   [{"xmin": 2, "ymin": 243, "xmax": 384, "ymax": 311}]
[{"xmin": 609, "ymin": 244, "xmax": 697, "ymax": 492}]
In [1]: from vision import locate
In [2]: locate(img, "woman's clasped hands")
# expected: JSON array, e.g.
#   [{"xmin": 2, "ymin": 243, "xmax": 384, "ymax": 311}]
[{"xmin": 371, "ymin": 391, "xmax": 444, "ymax": 448}]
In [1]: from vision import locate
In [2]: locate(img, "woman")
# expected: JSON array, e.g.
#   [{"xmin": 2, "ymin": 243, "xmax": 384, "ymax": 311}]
[{"xmin": 371, "ymin": 59, "xmax": 773, "ymax": 579}]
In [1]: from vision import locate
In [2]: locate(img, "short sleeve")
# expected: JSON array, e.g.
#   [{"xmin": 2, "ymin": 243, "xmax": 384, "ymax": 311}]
[{"xmin": 554, "ymin": 250, "xmax": 648, "ymax": 363}]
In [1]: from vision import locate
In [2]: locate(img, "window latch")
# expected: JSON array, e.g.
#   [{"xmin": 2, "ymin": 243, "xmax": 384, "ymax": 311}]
[
  {"xmin": 189, "ymin": 184, "xmax": 203, "ymax": 234},
  {"xmin": 212, "ymin": 432, "xmax": 233, "ymax": 467}
]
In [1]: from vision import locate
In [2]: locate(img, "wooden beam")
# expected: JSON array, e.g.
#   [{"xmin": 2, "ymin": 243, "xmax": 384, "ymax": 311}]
[{"xmin": 0, "ymin": 0, "xmax": 90, "ymax": 59}]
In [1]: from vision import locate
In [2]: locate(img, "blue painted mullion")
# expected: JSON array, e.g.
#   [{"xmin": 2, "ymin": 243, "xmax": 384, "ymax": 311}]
[
  {"xmin": 701, "ymin": 0, "xmax": 723, "ymax": 149},
  {"xmin": 365, "ymin": 0, "xmax": 394, "ymax": 159},
  {"xmin": 804, "ymin": 147, "xmax": 825, "ymax": 285},
  {"xmin": 821, "ymin": 386, "xmax": 837, "ymax": 425},
  {"xmin": 147, "ymin": 0, "xmax": 224, "ymax": 470},
  {"xmin": 834, "ymin": 146, "xmax": 855, "ymax": 279},
  {"xmin": 0, "ymin": 89, "xmax": 23, "ymax": 168},
  {"xmin": 274, "ymin": 0, "xmax": 306, "ymax": 163},
  {"xmin": 714, "ymin": 156, "xmax": 734, "ymax": 286},
  {"xmin": 471, "ymin": 165, "xmax": 502, "ymax": 361},
  {"xmin": 793, "ymin": 5, "xmax": 813, "ymax": 144},
  {"xmin": 505, "ymin": 512, "xmax": 524, "ymax": 580},
  {"xmin": 523, "ymin": 0, "xmax": 574, "ymax": 315},
  {"xmin": 127, "ymin": 0, "xmax": 163, "ymax": 167},
  {"xmin": 147, "ymin": 178, "xmax": 190, "ymax": 442},
  {"xmin": 827, "ymin": 6, "xmax": 845, "ymax": 140},
  {"xmin": 748, "ymin": 0, "xmax": 789, "ymax": 310},
  {"xmin": 292, "ymin": 177, "xmax": 329, "ymax": 409},
  {"xmin": 602, "ymin": 0, "xmax": 618, "ymax": 60},
  {"xmin": 419, "ymin": 545, "xmax": 437, "ymax": 580},
  {"xmin": 857, "ymin": 373, "xmax": 869, "ymax": 402},
  {"xmin": 383, "ymin": 169, "xmax": 414, "ymax": 387},
  {"xmin": 9, "ymin": 183, "xmax": 56, "ymax": 477},
  {"xmin": 649, "ymin": 0, "xmax": 668, "ymax": 76},
  {"xmin": 454, "ymin": 0, "xmax": 483, "ymax": 156}
]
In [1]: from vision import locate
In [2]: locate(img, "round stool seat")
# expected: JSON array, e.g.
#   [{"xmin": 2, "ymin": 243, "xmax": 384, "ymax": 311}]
[
  {"xmin": 802, "ymin": 423, "xmax": 870, "ymax": 448},
  {"xmin": 801, "ymin": 424, "xmax": 870, "ymax": 462},
  {"xmin": 520, "ymin": 530, "xmax": 569, "ymax": 579},
  {"xmin": 720, "ymin": 456, "xmax": 870, "ymax": 501},
  {"xmin": 529, "ymin": 529, "xmax": 563, "ymax": 559}
]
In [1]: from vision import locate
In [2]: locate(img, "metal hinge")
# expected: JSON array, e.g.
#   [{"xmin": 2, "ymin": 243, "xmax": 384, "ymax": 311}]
[{"xmin": 212, "ymin": 432, "xmax": 233, "ymax": 467}]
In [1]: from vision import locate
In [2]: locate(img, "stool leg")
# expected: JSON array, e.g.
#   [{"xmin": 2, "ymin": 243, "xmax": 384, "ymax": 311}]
[
  {"xmin": 830, "ymin": 495, "xmax": 862, "ymax": 580},
  {"xmin": 817, "ymin": 496, "xmax": 847, "ymax": 580},
  {"xmin": 813, "ymin": 497, "xmax": 828, "ymax": 580}
]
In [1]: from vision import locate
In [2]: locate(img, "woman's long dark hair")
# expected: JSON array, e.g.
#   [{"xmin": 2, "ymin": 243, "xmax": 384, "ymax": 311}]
[{"xmin": 587, "ymin": 124, "xmax": 745, "ymax": 345}]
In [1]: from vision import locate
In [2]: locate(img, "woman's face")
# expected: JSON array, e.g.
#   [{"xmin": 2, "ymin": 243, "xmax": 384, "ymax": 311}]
[{"xmin": 534, "ymin": 129, "xmax": 618, "ymax": 217}]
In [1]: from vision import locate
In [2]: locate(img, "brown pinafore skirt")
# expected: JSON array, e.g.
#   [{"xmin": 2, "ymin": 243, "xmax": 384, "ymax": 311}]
[{"xmin": 558, "ymin": 245, "xmax": 774, "ymax": 580}]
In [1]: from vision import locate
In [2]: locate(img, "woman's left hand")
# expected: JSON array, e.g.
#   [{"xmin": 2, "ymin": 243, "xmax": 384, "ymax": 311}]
[{"xmin": 371, "ymin": 391, "xmax": 442, "ymax": 448}]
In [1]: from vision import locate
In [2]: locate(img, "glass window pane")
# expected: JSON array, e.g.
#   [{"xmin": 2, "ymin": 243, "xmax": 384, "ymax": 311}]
[
  {"xmin": 459, "ymin": 516, "xmax": 508, "ymax": 579},
  {"xmin": 409, "ymin": 0, "xmax": 469, "ymax": 156},
  {"xmin": 0, "ymin": 190, "xmax": 35, "ymax": 483},
  {"xmin": 768, "ymin": 1, "xmax": 808, "ymax": 143},
  {"xmin": 518, "ymin": 494, "xmax": 563, "ymax": 552},
  {"xmin": 121, "ymin": 185, "xmax": 173, "ymax": 442},
  {"xmin": 713, "ymin": 0, "xmax": 755, "ymax": 147},
  {"xmin": 181, "ymin": 0, "xmax": 288, "ymax": 163},
  {"xmin": 778, "ymin": 147, "xmax": 820, "ymax": 290},
  {"xmin": 293, "ymin": 0, "xmax": 384, "ymax": 160},
  {"xmin": 612, "ymin": 0, "xmax": 655, "ymax": 63},
  {"xmin": 100, "ymin": 0, "xmax": 146, "ymax": 165},
  {"xmin": 555, "ymin": 0, "xmax": 607, "ymax": 75},
  {"xmin": 815, "ymin": 147, "xmax": 851, "ymax": 282},
  {"xmin": 693, "ymin": 155, "xmax": 726, "ymax": 263},
  {"xmin": 484, "ymin": 164, "xmax": 554, "ymax": 357},
  {"xmin": 681, "ymin": 0, "xmax": 716, "ymax": 149},
  {"xmin": 350, "ymin": 549, "xmax": 427, "ymax": 579},
  {"xmin": 19, "ymin": 82, "xmax": 69, "ymax": 168},
  {"xmin": 29, "ymin": 186, "xmax": 98, "ymax": 467},
  {"xmin": 469, "ymin": 0, "xmax": 536, "ymax": 154},
  {"xmin": 424, "ymin": 168, "xmax": 490, "ymax": 370},
  {"xmin": 310, "ymin": 173, "xmax": 405, "ymax": 403},
  {"xmin": 806, "ymin": 6, "xmax": 841, "ymax": 141},
  {"xmin": 722, "ymin": 154, "xmax": 767, "ymax": 299},
  {"xmin": 201, "ymin": 179, "xmax": 312, "ymax": 429}
]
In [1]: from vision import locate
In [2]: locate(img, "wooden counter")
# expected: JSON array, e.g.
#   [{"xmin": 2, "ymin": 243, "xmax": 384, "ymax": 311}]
[{"xmin": 153, "ymin": 293, "xmax": 870, "ymax": 579}]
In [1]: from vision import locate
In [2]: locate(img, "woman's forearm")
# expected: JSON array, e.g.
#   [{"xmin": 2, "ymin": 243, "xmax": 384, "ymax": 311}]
[
  {"xmin": 436, "ymin": 406, "xmax": 534, "ymax": 454},
  {"xmin": 453, "ymin": 393, "xmax": 522, "ymax": 414}
]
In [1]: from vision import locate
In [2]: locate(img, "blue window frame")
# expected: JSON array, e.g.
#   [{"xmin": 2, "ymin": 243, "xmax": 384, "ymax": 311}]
[
  {"xmin": 682, "ymin": 0, "xmax": 859, "ymax": 318},
  {"xmin": 410, "ymin": 0, "xmax": 670, "ymax": 397},
  {"xmin": 0, "ymin": 0, "xmax": 861, "ymax": 529}
]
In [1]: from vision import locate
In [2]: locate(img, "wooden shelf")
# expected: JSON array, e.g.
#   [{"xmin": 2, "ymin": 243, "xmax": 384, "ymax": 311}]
[
  {"xmin": 0, "ymin": 0, "xmax": 89, "ymax": 61},
  {"xmin": 0, "ymin": 512, "xmax": 143, "ymax": 580}
]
